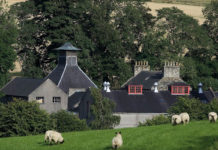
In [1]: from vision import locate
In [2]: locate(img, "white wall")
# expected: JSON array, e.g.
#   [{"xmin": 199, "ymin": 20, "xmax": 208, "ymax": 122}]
[{"xmin": 114, "ymin": 113, "xmax": 167, "ymax": 128}]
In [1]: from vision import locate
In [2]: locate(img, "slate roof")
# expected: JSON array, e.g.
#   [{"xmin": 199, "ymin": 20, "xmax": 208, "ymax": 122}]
[
  {"xmin": 55, "ymin": 42, "xmax": 81, "ymax": 51},
  {"xmin": 191, "ymin": 90, "xmax": 216, "ymax": 103},
  {"xmin": 68, "ymin": 92, "xmax": 86, "ymax": 111},
  {"xmin": 102, "ymin": 90, "xmax": 177, "ymax": 113},
  {"xmin": 1, "ymin": 77, "xmax": 44, "ymax": 97},
  {"xmin": 170, "ymin": 82, "xmax": 189, "ymax": 86},
  {"xmin": 121, "ymin": 71, "xmax": 163, "ymax": 90},
  {"xmin": 46, "ymin": 65, "xmax": 97, "ymax": 93}
]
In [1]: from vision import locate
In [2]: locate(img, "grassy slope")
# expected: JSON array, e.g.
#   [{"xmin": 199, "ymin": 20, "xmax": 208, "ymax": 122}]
[{"xmin": 1, "ymin": 121, "xmax": 218, "ymax": 150}]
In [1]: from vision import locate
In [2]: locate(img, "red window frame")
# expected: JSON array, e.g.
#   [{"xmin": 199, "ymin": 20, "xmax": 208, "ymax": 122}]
[
  {"xmin": 171, "ymin": 86, "xmax": 190, "ymax": 95},
  {"xmin": 128, "ymin": 85, "xmax": 143, "ymax": 94}
]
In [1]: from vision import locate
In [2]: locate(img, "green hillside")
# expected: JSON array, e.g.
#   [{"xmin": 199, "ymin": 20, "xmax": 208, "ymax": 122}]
[
  {"xmin": 152, "ymin": 0, "xmax": 211, "ymax": 6},
  {"xmin": 1, "ymin": 120, "xmax": 218, "ymax": 150}
]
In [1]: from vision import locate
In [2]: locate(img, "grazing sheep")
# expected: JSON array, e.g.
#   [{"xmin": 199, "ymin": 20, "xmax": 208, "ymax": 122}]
[
  {"xmin": 179, "ymin": 112, "xmax": 190, "ymax": 124},
  {"xmin": 171, "ymin": 115, "xmax": 182, "ymax": 125},
  {"xmin": 209, "ymin": 112, "xmax": 217, "ymax": 123},
  {"xmin": 44, "ymin": 130, "xmax": 64, "ymax": 144},
  {"xmin": 112, "ymin": 132, "xmax": 123, "ymax": 149}
]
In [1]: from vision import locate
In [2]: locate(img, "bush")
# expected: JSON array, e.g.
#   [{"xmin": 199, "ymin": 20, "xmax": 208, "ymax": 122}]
[
  {"xmin": 167, "ymin": 96, "xmax": 210, "ymax": 120},
  {"xmin": 0, "ymin": 99, "xmax": 52, "ymax": 137},
  {"xmin": 138, "ymin": 115, "xmax": 170, "ymax": 126},
  {"xmin": 89, "ymin": 88, "xmax": 120, "ymax": 129},
  {"xmin": 50, "ymin": 110, "xmax": 88, "ymax": 132}
]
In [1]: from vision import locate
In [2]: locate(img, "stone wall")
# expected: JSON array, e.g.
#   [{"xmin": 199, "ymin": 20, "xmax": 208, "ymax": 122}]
[
  {"xmin": 114, "ymin": 113, "xmax": 167, "ymax": 128},
  {"xmin": 28, "ymin": 79, "xmax": 68, "ymax": 113}
]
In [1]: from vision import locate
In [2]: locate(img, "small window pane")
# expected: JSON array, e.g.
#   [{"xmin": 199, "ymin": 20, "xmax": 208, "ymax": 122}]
[
  {"xmin": 184, "ymin": 87, "xmax": 189, "ymax": 93},
  {"xmin": 36, "ymin": 97, "xmax": 44, "ymax": 104},
  {"xmin": 53, "ymin": 97, "xmax": 61, "ymax": 103}
]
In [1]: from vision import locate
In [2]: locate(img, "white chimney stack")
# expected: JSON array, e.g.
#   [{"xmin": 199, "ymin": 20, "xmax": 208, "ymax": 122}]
[
  {"xmin": 154, "ymin": 82, "xmax": 158, "ymax": 93},
  {"xmin": 198, "ymin": 82, "xmax": 203, "ymax": 94},
  {"xmin": 103, "ymin": 81, "xmax": 107, "ymax": 91},
  {"xmin": 106, "ymin": 82, "xmax": 111, "ymax": 92}
]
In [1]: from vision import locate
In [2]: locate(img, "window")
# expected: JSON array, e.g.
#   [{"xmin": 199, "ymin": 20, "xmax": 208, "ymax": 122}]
[
  {"xmin": 128, "ymin": 85, "xmax": 143, "ymax": 94},
  {"xmin": 36, "ymin": 97, "xmax": 44, "ymax": 104},
  {"xmin": 171, "ymin": 86, "xmax": 190, "ymax": 95},
  {"xmin": 52, "ymin": 97, "xmax": 61, "ymax": 103}
]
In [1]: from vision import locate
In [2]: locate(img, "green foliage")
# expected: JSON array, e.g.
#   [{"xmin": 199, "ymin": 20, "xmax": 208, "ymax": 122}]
[
  {"xmin": 0, "ymin": 0, "xmax": 18, "ymax": 87},
  {"xmin": 0, "ymin": 99, "xmax": 51, "ymax": 137},
  {"xmin": 89, "ymin": 87, "xmax": 120, "ymax": 129},
  {"xmin": 138, "ymin": 115, "xmax": 170, "ymax": 126},
  {"xmin": 50, "ymin": 110, "xmax": 88, "ymax": 132},
  {"xmin": 155, "ymin": 7, "xmax": 214, "ymax": 61},
  {"xmin": 167, "ymin": 97, "xmax": 218, "ymax": 121}
]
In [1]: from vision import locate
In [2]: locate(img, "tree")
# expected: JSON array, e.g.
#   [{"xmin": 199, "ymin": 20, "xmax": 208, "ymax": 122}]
[
  {"xmin": 89, "ymin": 87, "xmax": 120, "ymax": 129},
  {"xmin": 155, "ymin": 7, "xmax": 214, "ymax": 61},
  {"xmin": 0, "ymin": 99, "xmax": 51, "ymax": 137},
  {"xmin": 203, "ymin": 0, "xmax": 218, "ymax": 46},
  {"xmin": 0, "ymin": 0, "xmax": 17, "ymax": 87}
]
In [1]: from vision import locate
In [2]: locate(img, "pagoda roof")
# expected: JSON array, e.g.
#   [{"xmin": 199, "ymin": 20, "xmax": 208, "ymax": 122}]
[{"xmin": 54, "ymin": 42, "xmax": 81, "ymax": 51}]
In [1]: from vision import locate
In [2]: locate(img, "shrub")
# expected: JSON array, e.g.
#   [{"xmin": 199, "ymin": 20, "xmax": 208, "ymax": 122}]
[
  {"xmin": 138, "ymin": 115, "xmax": 170, "ymax": 126},
  {"xmin": 89, "ymin": 88, "xmax": 120, "ymax": 129},
  {"xmin": 0, "ymin": 99, "xmax": 52, "ymax": 137},
  {"xmin": 167, "ymin": 96, "xmax": 208, "ymax": 120},
  {"xmin": 50, "ymin": 110, "xmax": 88, "ymax": 132}
]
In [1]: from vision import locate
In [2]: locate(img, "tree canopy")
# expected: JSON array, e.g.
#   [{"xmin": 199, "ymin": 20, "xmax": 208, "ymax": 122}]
[
  {"xmin": 10, "ymin": 0, "xmax": 218, "ymax": 90},
  {"xmin": 0, "ymin": 0, "xmax": 18, "ymax": 87}
]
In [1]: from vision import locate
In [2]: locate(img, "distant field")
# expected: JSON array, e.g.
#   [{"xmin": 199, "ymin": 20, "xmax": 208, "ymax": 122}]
[
  {"xmin": 152, "ymin": 0, "xmax": 211, "ymax": 6},
  {"xmin": 1, "ymin": 121, "xmax": 218, "ymax": 150},
  {"xmin": 146, "ymin": 2, "xmax": 205, "ymax": 24}
]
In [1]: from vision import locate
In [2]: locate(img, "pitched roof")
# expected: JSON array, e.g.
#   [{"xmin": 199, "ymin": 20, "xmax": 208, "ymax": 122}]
[
  {"xmin": 1, "ymin": 77, "xmax": 44, "ymax": 97},
  {"xmin": 46, "ymin": 65, "xmax": 97, "ymax": 93},
  {"xmin": 102, "ymin": 90, "xmax": 177, "ymax": 113},
  {"xmin": 54, "ymin": 42, "xmax": 81, "ymax": 51},
  {"xmin": 68, "ymin": 91, "xmax": 86, "ymax": 111},
  {"xmin": 121, "ymin": 71, "xmax": 163, "ymax": 90}
]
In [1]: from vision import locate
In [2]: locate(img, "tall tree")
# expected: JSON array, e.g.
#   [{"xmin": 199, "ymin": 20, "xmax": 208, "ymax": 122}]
[
  {"xmin": 203, "ymin": 0, "xmax": 218, "ymax": 57},
  {"xmin": 154, "ymin": 7, "xmax": 214, "ymax": 61},
  {"xmin": 0, "ymin": 0, "xmax": 18, "ymax": 87},
  {"xmin": 13, "ymin": 0, "xmax": 154, "ymax": 88}
]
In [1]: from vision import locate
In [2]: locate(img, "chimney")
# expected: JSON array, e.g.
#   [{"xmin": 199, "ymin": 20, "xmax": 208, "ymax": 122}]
[
  {"xmin": 134, "ymin": 60, "xmax": 150, "ymax": 76},
  {"xmin": 55, "ymin": 42, "xmax": 81, "ymax": 66},
  {"xmin": 154, "ymin": 82, "xmax": 158, "ymax": 93},
  {"xmin": 164, "ymin": 61, "xmax": 180, "ymax": 78},
  {"xmin": 198, "ymin": 83, "xmax": 203, "ymax": 94}
]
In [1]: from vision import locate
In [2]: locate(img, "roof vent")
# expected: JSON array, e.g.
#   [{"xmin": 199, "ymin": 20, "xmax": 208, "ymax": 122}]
[
  {"xmin": 198, "ymin": 82, "xmax": 203, "ymax": 94},
  {"xmin": 103, "ymin": 81, "xmax": 111, "ymax": 92},
  {"xmin": 106, "ymin": 82, "xmax": 111, "ymax": 92},
  {"xmin": 103, "ymin": 81, "xmax": 107, "ymax": 91},
  {"xmin": 154, "ymin": 82, "xmax": 158, "ymax": 93}
]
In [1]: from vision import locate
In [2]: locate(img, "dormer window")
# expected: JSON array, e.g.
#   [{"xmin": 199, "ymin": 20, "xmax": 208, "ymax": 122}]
[
  {"xmin": 128, "ymin": 85, "xmax": 143, "ymax": 95},
  {"xmin": 171, "ymin": 85, "xmax": 190, "ymax": 95}
]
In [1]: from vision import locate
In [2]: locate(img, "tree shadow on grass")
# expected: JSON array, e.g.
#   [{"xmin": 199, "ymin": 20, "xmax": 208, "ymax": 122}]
[{"xmin": 181, "ymin": 135, "xmax": 218, "ymax": 150}]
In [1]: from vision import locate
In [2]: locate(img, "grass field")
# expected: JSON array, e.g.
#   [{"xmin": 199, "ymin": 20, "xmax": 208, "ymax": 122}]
[
  {"xmin": 1, "ymin": 120, "xmax": 218, "ymax": 150},
  {"xmin": 152, "ymin": 0, "xmax": 211, "ymax": 6}
]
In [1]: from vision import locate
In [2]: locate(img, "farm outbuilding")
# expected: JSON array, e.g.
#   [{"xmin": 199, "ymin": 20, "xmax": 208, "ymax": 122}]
[{"xmin": 1, "ymin": 42, "xmax": 217, "ymax": 128}]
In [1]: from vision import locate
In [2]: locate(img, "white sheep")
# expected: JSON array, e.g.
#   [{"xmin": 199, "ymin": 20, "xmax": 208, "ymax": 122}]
[
  {"xmin": 179, "ymin": 112, "xmax": 190, "ymax": 124},
  {"xmin": 171, "ymin": 115, "xmax": 182, "ymax": 125},
  {"xmin": 112, "ymin": 132, "xmax": 123, "ymax": 149},
  {"xmin": 208, "ymin": 112, "xmax": 217, "ymax": 123},
  {"xmin": 44, "ymin": 130, "xmax": 64, "ymax": 144}
]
